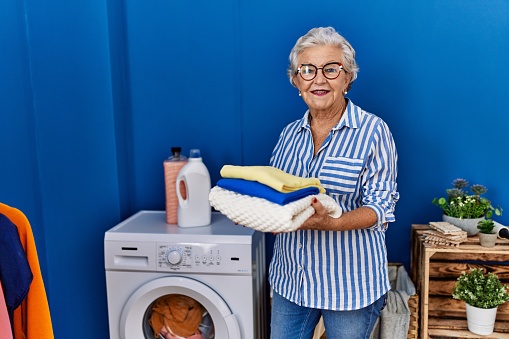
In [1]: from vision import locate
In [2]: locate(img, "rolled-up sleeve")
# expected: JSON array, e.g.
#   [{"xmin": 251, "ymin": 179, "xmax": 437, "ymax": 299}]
[{"xmin": 362, "ymin": 120, "xmax": 399, "ymax": 231}]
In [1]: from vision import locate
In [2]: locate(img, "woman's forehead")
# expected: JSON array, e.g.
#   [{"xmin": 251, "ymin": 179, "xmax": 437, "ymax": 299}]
[{"xmin": 298, "ymin": 45, "xmax": 342, "ymax": 64}]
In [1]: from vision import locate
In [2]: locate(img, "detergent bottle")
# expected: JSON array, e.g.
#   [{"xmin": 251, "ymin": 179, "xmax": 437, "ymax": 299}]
[
  {"xmin": 176, "ymin": 149, "xmax": 211, "ymax": 227},
  {"xmin": 163, "ymin": 147, "xmax": 188, "ymax": 224}
]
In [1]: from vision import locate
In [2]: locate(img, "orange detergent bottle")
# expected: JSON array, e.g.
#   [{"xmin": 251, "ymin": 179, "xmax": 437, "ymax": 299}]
[{"xmin": 164, "ymin": 147, "xmax": 187, "ymax": 224}]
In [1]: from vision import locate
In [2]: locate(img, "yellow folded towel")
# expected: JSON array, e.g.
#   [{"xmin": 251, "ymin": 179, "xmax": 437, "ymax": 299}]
[{"xmin": 220, "ymin": 165, "xmax": 325, "ymax": 193}]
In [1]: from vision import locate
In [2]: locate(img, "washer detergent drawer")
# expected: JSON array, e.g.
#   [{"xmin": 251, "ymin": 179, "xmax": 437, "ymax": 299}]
[{"xmin": 105, "ymin": 241, "xmax": 156, "ymax": 271}]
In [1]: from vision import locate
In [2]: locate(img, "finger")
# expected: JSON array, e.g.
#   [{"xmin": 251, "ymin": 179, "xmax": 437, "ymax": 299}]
[{"xmin": 311, "ymin": 197, "xmax": 325, "ymax": 211}]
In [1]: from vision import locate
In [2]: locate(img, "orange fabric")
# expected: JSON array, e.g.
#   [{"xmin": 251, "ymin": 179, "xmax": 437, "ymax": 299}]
[
  {"xmin": 0, "ymin": 203, "xmax": 54, "ymax": 339},
  {"xmin": 148, "ymin": 294, "xmax": 204, "ymax": 338}
]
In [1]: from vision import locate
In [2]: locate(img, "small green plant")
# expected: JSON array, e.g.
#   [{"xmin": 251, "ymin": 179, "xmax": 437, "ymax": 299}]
[
  {"xmin": 432, "ymin": 178, "xmax": 503, "ymax": 219},
  {"xmin": 477, "ymin": 219, "xmax": 495, "ymax": 234},
  {"xmin": 452, "ymin": 268, "xmax": 509, "ymax": 309}
]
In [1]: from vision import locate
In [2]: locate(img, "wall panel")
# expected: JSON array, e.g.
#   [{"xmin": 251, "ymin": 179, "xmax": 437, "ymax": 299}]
[{"xmin": 0, "ymin": 0, "xmax": 508, "ymax": 338}]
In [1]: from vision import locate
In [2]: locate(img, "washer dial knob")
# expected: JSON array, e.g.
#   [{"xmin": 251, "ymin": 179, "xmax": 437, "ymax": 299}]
[{"xmin": 166, "ymin": 249, "xmax": 183, "ymax": 265}]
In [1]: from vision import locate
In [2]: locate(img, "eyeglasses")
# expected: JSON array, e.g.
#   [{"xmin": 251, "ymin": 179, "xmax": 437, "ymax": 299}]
[{"xmin": 295, "ymin": 62, "xmax": 343, "ymax": 81}]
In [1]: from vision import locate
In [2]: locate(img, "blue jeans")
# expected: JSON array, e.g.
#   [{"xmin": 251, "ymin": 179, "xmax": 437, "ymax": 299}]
[{"xmin": 270, "ymin": 291, "xmax": 387, "ymax": 339}]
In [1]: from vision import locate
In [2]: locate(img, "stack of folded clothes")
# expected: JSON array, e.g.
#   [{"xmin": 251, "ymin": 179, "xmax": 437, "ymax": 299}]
[{"xmin": 208, "ymin": 165, "xmax": 342, "ymax": 233}]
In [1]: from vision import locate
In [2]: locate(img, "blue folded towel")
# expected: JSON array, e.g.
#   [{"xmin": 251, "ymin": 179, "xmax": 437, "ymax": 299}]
[{"xmin": 216, "ymin": 178, "xmax": 320, "ymax": 205}]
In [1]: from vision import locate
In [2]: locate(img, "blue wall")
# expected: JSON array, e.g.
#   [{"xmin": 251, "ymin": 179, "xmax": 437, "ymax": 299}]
[{"xmin": 1, "ymin": 0, "xmax": 508, "ymax": 338}]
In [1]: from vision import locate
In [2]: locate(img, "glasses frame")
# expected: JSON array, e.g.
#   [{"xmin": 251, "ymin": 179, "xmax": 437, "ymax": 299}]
[{"xmin": 295, "ymin": 62, "xmax": 344, "ymax": 81}]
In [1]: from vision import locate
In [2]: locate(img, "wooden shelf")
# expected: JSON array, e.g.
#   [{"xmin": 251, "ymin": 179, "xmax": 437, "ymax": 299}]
[{"xmin": 411, "ymin": 224, "xmax": 509, "ymax": 339}]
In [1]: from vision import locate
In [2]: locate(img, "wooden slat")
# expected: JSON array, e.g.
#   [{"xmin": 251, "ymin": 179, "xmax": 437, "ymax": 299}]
[
  {"xmin": 429, "ymin": 279, "xmax": 456, "ymax": 296},
  {"xmin": 410, "ymin": 225, "xmax": 426, "ymax": 291},
  {"xmin": 429, "ymin": 317, "xmax": 509, "ymax": 333},
  {"xmin": 428, "ymin": 328, "xmax": 509, "ymax": 338},
  {"xmin": 428, "ymin": 296, "xmax": 509, "ymax": 319},
  {"xmin": 428, "ymin": 262, "xmax": 509, "ymax": 280},
  {"xmin": 431, "ymin": 251, "xmax": 509, "ymax": 263}
]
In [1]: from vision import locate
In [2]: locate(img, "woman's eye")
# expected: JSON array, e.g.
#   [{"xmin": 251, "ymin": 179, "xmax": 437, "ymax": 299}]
[{"xmin": 302, "ymin": 67, "xmax": 315, "ymax": 75}]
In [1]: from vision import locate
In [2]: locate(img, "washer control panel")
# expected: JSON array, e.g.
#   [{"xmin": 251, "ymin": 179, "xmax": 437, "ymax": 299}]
[{"xmin": 157, "ymin": 243, "xmax": 251, "ymax": 274}]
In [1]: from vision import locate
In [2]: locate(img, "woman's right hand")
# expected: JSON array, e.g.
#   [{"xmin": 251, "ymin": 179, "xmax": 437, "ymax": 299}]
[{"xmin": 299, "ymin": 197, "xmax": 335, "ymax": 231}]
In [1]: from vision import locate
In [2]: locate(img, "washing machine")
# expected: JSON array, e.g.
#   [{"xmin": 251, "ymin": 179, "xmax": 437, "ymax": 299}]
[{"xmin": 105, "ymin": 211, "xmax": 268, "ymax": 339}]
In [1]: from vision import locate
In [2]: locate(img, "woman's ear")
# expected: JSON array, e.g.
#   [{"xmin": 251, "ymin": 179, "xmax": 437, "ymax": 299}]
[
  {"xmin": 292, "ymin": 75, "xmax": 300, "ymax": 90},
  {"xmin": 343, "ymin": 74, "xmax": 352, "ymax": 93}
]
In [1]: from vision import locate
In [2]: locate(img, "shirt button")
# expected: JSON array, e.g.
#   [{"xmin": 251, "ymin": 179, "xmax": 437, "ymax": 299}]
[
  {"xmin": 298, "ymin": 266, "xmax": 303, "ymax": 270},
  {"xmin": 298, "ymin": 243, "xmax": 303, "ymax": 248}
]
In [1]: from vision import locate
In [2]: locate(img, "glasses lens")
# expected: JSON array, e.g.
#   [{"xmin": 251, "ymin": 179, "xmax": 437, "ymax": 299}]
[
  {"xmin": 299, "ymin": 64, "xmax": 317, "ymax": 80},
  {"xmin": 322, "ymin": 63, "xmax": 342, "ymax": 79}
]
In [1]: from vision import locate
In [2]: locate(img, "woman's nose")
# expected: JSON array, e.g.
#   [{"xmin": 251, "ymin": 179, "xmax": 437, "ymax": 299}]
[{"xmin": 314, "ymin": 71, "xmax": 327, "ymax": 83}]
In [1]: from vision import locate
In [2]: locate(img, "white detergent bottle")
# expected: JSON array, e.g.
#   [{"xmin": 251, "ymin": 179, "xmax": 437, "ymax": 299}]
[{"xmin": 176, "ymin": 149, "xmax": 211, "ymax": 227}]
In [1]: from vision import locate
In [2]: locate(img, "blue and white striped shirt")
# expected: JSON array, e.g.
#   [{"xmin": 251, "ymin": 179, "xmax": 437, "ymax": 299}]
[{"xmin": 268, "ymin": 99, "xmax": 399, "ymax": 311}]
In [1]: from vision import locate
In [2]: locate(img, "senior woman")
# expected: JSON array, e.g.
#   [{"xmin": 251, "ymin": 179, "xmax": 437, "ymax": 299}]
[{"xmin": 269, "ymin": 27, "xmax": 399, "ymax": 338}]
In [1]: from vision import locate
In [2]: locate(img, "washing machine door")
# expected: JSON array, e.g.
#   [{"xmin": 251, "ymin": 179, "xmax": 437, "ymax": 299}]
[{"xmin": 120, "ymin": 276, "xmax": 240, "ymax": 339}]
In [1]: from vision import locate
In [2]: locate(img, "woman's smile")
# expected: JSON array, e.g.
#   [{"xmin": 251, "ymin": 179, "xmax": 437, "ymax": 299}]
[{"xmin": 311, "ymin": 89, "xmax": 330, "ymax": 96}]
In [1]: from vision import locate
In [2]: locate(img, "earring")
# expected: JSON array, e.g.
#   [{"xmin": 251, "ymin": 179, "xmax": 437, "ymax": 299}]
[
  {"xmin": 344, "ymin": 90, "xmax": 348, "ymax": 95},
  {"xmin": 298, "ymin": 91, "xmax": 302, "ymax": 96}
]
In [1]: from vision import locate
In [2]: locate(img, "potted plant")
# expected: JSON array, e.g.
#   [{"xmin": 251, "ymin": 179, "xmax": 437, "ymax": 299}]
[
  {"xmin": 477, "ymin": 219, "xmax": 498, "ymax": 247},
  {"xmin": 452, "ymin": 268, "xmax": 509, "ymax": 335},
  {"xmin": 432, "ymin": 178, "xmax": 503, "ymax": 236}
]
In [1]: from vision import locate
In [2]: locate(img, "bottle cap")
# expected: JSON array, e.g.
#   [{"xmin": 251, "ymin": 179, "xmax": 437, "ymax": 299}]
[{"xmin": 189, "ymin": 149, "xmax": 201, "ymax": 159}]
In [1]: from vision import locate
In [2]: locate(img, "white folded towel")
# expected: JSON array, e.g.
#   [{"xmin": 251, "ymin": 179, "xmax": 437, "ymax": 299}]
[{"xmin": 209, "ymin": 186, "xmax": 342, "ymax": 233}]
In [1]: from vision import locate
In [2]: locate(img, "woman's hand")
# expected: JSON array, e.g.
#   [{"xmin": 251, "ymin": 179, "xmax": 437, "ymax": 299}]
[
  {"xmin": 299, "ymin": 197, "xmax": 335, "ymax": 231},
  {"xmin": 300, "ymin": 198, "xmax": 379, "ymax": 232}
]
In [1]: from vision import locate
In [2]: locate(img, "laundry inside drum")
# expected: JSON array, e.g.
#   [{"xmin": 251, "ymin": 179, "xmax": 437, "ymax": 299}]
[{"xmin": 142, "ymin": 294, "xmax": 215, "ymax": 339}]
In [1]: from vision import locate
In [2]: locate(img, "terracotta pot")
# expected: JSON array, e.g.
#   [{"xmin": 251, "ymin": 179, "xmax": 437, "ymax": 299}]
[{"xmin": 442, "ymin": 215, "xmax": 484, "ymax": 236}]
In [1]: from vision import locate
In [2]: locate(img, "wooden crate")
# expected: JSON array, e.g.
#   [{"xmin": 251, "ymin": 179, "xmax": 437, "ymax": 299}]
[{"xmin": 411, "ymin": 224, "xmax": 509, "ymax": 338}]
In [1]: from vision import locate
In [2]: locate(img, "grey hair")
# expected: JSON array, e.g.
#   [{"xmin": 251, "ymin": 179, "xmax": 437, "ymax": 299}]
[{"xmin": 287, "ymin": 27, "xmax": 359, "ymax": 91}]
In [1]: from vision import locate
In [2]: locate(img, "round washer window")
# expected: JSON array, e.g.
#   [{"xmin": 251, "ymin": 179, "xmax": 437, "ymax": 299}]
[{"xmin": 142, "ymin": 293, "xmax": 215, "ymax": 338}]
